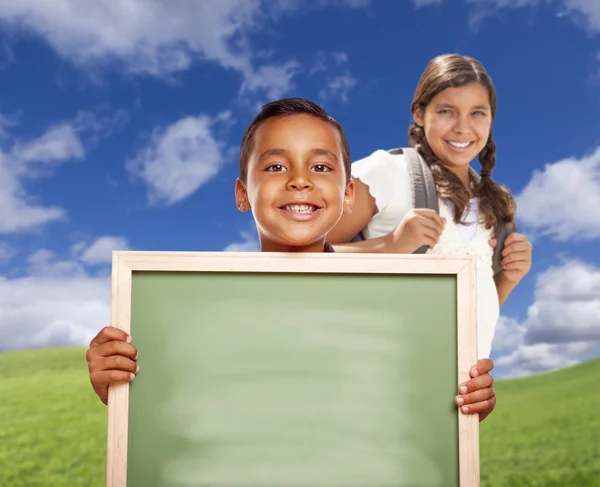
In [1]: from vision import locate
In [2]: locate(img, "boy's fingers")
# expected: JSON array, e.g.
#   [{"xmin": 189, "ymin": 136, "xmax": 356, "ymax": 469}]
[
  {"xmin": 89, "ymin": 355, "xmax": 139, "ymax": 375},
  {"xmin": 459, "ymin": 395, "xmax": 496, "ymax": 415},
  {"xmin": 87, "ymin": 340, "xmax": 138, "ymax": 363},
  {"xmin": 456, "ymin": 386, "xmax": 495, "ymax": 406},
  {"xmin": 471, "ymin": 358, "xmax": 494, "ymax": 377},
  {"xmin": 90, "ymin": 370, "xmax": 136, "ymax": 388},
  {"xmin": 459, "ymin": 373, "xmax": 493, "ymax": 394},
  {"xmin": 89, "ymin": 326, "xmax": 131, "ymax": 347}
]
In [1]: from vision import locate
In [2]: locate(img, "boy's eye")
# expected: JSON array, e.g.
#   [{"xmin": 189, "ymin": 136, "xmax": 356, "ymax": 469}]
[
  {"xmin": 266, "ymin": 164, "xmax": 286, "ymax": 172},
  {"xmin": 313, "ymin": 164, "xmax": 331, "ymax": 172},
  {"xmin": 438, "ymin": 109, "xmax": 452, "ymax": 115}
]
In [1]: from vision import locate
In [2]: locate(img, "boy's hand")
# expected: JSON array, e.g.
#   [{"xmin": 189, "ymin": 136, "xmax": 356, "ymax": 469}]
[
  {"xmin": 86, "ymin": 326, "xmax": 138, "ymax": 405},
  {"xmin": 455, "ymin": 358, "xmax": 496, "ymax": 422}
]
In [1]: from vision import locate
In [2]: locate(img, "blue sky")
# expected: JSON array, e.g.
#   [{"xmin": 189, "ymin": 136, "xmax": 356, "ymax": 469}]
[{"xmin": 0, "ymin": 0, "xmax": 599, "ymax": 378}]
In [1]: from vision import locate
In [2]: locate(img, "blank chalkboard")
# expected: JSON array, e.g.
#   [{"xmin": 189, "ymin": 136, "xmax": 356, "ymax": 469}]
[{"xmin": 106, "ymin": 251, "xmax": 479, "ymax": 487}]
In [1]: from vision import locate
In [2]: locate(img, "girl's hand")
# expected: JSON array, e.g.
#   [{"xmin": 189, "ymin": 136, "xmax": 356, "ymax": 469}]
[
  {"xmin": 455, "ymin": 358, "xmax": 496, "ymax": 422},
  {"xmin": 500, "ymin": 233, "xmax": 532, "ymax": 283},
  {"xmin": 86, "ymin": 325, "xmax": 139, "ymax": 405},
  {"xmin": 388, "ymin": 209, "xmax": 446, "ymax": 253}
]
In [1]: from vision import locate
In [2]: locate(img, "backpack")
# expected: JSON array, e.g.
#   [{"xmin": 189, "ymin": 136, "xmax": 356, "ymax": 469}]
[{"xmin": 351, "ymin": 147, "xmax": 514, "ymax": 274}]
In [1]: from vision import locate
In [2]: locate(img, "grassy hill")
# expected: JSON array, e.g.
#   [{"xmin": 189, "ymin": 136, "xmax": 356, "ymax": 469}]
[{"xmin": 0, "ymin": 347, "xmax": 598, "ymax": 486}]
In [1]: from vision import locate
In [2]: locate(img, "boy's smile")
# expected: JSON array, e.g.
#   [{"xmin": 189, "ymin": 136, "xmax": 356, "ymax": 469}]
[{"xmin": 235, "ymin": 114, "xmax": 354, "ymax": 252}]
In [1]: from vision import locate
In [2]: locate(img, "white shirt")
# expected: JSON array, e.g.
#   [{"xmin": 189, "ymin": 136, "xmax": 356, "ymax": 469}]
[{"xmin": 351, "ymin": 149, "xmax": 499, "ymax": 359}]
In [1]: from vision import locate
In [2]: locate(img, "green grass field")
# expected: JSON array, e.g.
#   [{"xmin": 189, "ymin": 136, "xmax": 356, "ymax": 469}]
[{"xmin": 1, "ymin": 347, "xmax": 598, "ymax": 486}]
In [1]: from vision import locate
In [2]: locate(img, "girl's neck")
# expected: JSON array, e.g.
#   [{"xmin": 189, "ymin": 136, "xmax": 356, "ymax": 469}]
[{"xmin": 444, "ymin": 165, "xmax": 475, "ymax": 197}]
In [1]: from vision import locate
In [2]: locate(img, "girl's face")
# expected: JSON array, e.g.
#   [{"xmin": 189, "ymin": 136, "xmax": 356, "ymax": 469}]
[{"xmin": 414, "ymin": 82, "xmax": 492, "ymax": 176}]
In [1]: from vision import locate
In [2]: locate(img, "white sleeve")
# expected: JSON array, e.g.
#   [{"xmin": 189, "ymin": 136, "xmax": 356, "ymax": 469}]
[
  {"xmin": 351, "ymin": 150, "xmax": 397, "ymax": 214},
  {"xmin": 350, "ymin": 149, "xmax": 413, "ymax": 239}
]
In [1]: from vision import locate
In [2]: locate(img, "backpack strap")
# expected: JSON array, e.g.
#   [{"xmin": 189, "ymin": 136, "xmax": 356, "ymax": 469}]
[
  {"xmin": 391, "ymin": 148, "xmax": 439, "ymax": 254},
  {"xmin": 468, "ymin": 169, "xmax": 516, "ymax": 274}
]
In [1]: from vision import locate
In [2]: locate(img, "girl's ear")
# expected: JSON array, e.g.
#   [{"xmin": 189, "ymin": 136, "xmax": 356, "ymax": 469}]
[
  {"xmin": 343, "ymin": 178, "xmax": 355, "ymax": 214},
  {"xmin": 235, "ymin": 178, "xmax": 250, "ymax": 212},
  {"xmin": 413, "ymin": 107, "xmax": 425, "ymax": 128}
]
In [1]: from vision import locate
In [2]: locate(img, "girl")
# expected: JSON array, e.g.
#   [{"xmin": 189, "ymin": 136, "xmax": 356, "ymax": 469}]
[{"xmin": 328, "ymin": 54, "xmax": 532, "ymax": 417}]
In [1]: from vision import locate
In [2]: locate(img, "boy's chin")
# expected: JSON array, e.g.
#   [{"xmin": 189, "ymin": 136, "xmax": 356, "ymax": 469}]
[{"xmin": 261, "ymin": 230, "xmax": 328, "ymax": 251}]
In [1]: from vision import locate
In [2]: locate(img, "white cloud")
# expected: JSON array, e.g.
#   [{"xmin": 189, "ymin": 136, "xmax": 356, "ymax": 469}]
[
  {"xmin": 241, "ymin": 61, "xmax": 301, "ymax": 100},
  {"xmin": 412, "ymin": 0, "xmax": 444, "ymax": 7},
  {"xmin": 492, "ymin": 259, "xmax": 600, "ymax": 378},
  {"xmin": 0, "ymin": 249, "xmax": 109, "ymax": 352},
  {"xmin": 464, "ymin": 0, "xmax": 600, "ymax": 33},
  {"xmin": 72, "ymin": 236, "xmax": 130, "ymax": 264},
  {"xmin": 11, "ymin": 123, "xmax": 84, "ymax": 164},
  {"xmin": 224, "ymin": 231, "xmax": 261, "ymax": 252},
  {"xmin": 127, "ymin": 113, "xmax": 233, "ymax": 207},
  {"xmin": 0, "ymin": 1, "xmax": 370, "ymax": 99},
  {"xmin": 311, "ymin": 52, "xmax": 358, "ymax": 104},
  {"xmin": 0, "ymin": 109, "xmax": 127, "ymax": 234},
  {"xmin": 515, "ymin": 146, "xmax": 600, "ymax": 241}
]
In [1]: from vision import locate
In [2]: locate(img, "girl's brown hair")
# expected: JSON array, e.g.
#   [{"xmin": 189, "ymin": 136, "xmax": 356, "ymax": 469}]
[{"xmin": 408, "ymin": 54, "xmax": 516, "ymax": 233}]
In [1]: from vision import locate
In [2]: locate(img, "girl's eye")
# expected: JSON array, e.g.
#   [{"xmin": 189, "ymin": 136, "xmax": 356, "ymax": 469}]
[
  {"xmin": 313, "ymin": 164, "xmax": 331, "ymax": 172},
  {"xmin": 473, "ymin": 111, "xmax": 486, "ymax": 116},
  {"xmin": 266, "ymin": 164, "xmax": 286, "ymax": 172},
  {"xmin": 438, "ymin": 109, "xmax": 452, "ymax": 115}
]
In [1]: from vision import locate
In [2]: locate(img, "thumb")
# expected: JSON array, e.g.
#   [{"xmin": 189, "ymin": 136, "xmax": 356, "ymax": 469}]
[{"xmin": 489, "ymin": 238, "xmax": 497, "ymax": 248}]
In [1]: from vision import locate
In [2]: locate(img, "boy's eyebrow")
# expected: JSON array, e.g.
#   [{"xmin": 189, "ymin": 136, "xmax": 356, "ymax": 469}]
[
  {"xmin": 257, "ymin": 148, "xmax": 340, "ymax": 161},
  {"xmin": 258, "ymin": 148, "xmax": 287, "ymax": 161},
  {"xmin": 311, "ymin": 148, "xmax": 339, "ymax": 161},
  {"xmin": 436, "ymin": 103, "xmax": 490, "ymax": 110}
]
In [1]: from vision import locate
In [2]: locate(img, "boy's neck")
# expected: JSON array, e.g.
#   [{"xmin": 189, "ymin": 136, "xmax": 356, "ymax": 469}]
[{"xmin": 260, "ymin": 237, "xmax": 330, "ymax": 253}]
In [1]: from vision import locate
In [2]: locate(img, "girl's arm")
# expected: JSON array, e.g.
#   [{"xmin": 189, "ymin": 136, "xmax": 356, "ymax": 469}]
[
  {"xmin": 328, "ymin": 177, "xmax": 391, "ymax": 253},
  {"xmin": 329, "ymin": 178, "xmax": 445, "ymax": 254},
  {"xmin": 495, "ymin": 273, "xmax": 519, "ymax": 306}
]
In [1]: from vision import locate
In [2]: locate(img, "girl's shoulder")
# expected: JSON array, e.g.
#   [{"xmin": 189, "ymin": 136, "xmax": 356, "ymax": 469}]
[{"xmin": 350, "ymin": 148, "xmax": 411, "ymax": 183}]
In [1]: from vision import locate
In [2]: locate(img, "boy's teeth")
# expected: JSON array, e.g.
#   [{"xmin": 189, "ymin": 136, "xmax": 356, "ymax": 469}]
[
  {"xmin": 284, "ymin": 204, "xmax": 317, "ymax": 213},
  {"xmin": 448, "ymin": 141, "xmax": 471, "ymax": 148}
]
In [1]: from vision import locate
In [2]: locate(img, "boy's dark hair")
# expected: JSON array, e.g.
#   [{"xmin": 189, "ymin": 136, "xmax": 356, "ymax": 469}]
[{"xmin": 239, "ymin": 98, "xmax": 351, "ymax": 183}]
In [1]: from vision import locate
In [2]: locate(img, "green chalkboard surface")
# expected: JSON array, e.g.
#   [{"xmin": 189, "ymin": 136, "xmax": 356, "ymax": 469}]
[{"xmin": 106, "ymin": 252, "xmax": 479, "ymax": 487}]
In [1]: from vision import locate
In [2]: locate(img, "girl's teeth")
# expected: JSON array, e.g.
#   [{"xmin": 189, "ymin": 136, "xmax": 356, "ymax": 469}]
[
  {"xmin": 448, "ymin": 141, "xmax": 471, "ymax": 148},
  {"xmin": 284, "ymin": 205, "xmax": 316, "ymax": 213}
]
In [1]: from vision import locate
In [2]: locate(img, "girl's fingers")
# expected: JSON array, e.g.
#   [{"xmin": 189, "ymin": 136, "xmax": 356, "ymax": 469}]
[{"xmin": 413, "ymin": 209, "xmax": 445, "ymax": 229}]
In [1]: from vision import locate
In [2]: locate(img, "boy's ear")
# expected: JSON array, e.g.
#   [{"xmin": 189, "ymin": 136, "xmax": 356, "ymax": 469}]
[
  {"xmin": 235, "ymin": 178, "xmax": 250, "ymax": 212},
  {"xmin": 343, "ymin": 178, "xmax": 355, "ymax": 215}
]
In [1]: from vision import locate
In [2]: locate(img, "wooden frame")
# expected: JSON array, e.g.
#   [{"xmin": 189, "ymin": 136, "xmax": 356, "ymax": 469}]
[{"xmin": 107, "ymin": 251, "xmax": 479, "ymax": 486}]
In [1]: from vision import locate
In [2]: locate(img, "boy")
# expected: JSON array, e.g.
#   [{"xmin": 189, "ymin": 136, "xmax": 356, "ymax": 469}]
[{"xmin": 86, "ymin": 98, "xmax": 496, "ymax": 420}]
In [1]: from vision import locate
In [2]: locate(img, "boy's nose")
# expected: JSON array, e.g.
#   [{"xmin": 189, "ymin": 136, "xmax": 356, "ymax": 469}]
[{"xmin": 287, "ymin": 171, "xmax": 313, "ymax": 190}]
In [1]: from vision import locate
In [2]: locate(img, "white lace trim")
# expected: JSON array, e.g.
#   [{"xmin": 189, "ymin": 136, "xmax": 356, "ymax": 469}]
[{"xmin": 427, "ymin": 198, "xmax": 494, "ymax": 271}]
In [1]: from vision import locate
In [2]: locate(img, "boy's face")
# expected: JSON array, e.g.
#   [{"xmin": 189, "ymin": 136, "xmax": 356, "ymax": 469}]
[{"xmin": 235, "ymin": 114, "xmax": 354, "ymax": 252}]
